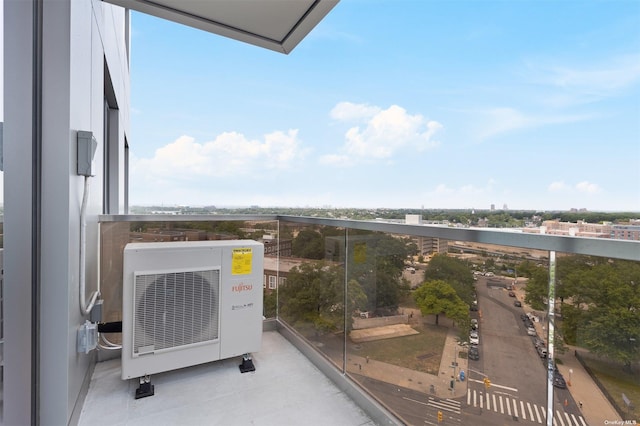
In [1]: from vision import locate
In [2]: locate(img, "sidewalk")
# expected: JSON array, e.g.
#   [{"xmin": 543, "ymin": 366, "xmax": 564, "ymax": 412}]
[
  {"xmin": 556, "ymin": 348, "xmax": 622, "ymax": 426},
  {"xmin": 346, "ymin": 327, "xmax": 467, "ymax": 399}
]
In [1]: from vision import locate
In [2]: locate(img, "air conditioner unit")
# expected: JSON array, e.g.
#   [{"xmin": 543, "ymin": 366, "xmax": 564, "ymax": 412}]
[{"xmin": 121, "ymin": 240, "xmax": 263, "ymax": 393}]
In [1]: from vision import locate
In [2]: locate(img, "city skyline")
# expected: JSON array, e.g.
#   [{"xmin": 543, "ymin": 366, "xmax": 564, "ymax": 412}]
[{"xmin": 127, "ymin": 1, "xmax": 640, "ymax": 211}]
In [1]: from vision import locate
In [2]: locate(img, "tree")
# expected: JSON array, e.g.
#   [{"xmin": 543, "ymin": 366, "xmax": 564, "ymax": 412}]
[
  {"xmin": 524, "ymin": 266, "xmax": 549, "ymax": 311},
  {"xmin": 278, "ymin": 261, "xmax": 343, "ymax": 330},
  {"xmin": 291, "ymin": 229, "xmax": 325, "ymax": 259},
  {"xmin": 532, "ymin": 254, "xmax": 640, "ymax": 366},
  {"xmin": 347, "ymin": 233, "xmax": 411, "ymax": 313},
  {"xmin": 414, "ymin": 280, "xmax": 469, "ymax": 326},
  {"xmin": 423, "ymin": 254, "xmax": 475, "ymax": 306},
  {"xmin": 347, "ymin": 279, "xmax": 368, "ymax": 314}
]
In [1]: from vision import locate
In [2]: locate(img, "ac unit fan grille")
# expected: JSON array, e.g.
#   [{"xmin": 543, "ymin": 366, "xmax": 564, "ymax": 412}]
[{"xmin": 133, "ymin": 269, "xmax": 220, "ymax": 354}]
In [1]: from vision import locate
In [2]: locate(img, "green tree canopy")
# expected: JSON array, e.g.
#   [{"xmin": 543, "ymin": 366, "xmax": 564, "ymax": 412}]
[
  {"xmin": 525, "ymin": 255, "xmax": 640, "ymax": 368},
  {"xmin": 414, "ymin": 280, "xmax": 469, "ymax": 326},
  {"xmin": 291, "ymin": 229, "xmax": 325, "ymax": 259},
  {"xmin": 347, "ymin": 234, "xmax": 411, "ymax": 313},
  {"xmin": 423, "ymin": 254, "xmax": 475, "ymax": 306},
  {"xmin": 279, "ymin": 261, "xmax": 344, "ymax": 331}
]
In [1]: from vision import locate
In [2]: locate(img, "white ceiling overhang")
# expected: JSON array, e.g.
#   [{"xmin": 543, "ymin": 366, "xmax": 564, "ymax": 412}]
[{"xmin": 103, "ymin": 0, "xmax": 339, "ymax": 54}]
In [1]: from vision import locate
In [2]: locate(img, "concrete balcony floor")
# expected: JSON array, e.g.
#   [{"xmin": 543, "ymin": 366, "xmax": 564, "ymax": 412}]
[{"xmin": 78, "ymin": 330, "xmax": 375, "ymax": 426}]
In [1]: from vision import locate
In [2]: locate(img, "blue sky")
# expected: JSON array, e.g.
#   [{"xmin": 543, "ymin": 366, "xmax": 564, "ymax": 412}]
[{"xmin": 129, "ymin": 0, "xmax": 640, "ymax": 211}]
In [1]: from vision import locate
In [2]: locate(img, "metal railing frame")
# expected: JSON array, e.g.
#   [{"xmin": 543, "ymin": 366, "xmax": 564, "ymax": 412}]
[{"xmin": 100, "ymin": 214, "xmax": 640, "ymax": 425}]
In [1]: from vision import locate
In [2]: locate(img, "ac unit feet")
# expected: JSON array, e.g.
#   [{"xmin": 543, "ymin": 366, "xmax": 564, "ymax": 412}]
[
  {"xmin": 135, "ymin": 375, "xmax": 155, "ymax": 399},
  {"xmin": 239, "ymin": 353, "xmax": 255, "ymax": 373}
]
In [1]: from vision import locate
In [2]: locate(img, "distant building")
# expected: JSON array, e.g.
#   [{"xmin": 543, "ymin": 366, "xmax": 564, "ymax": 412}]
[
  {"xmin": 262, "ymin": 237, "xmax": 292, "ymax": 257},
  {"xmin": 263, "ymin": 257, "xmax": 341, "ymax": 293},
  {"xmin": 405, "ymin": 214, "xmax": 423, "ymax": 225},
  {"xmin": 263, "ymin": 257, "xmax": 302, "ymax": 292},
  {"xmin": 525, "ymin": 219, "xmax": 639, "ymax": 241},
  {"xmin": 610, "ymin": 224, "xmax": 640, "ymax": 241}
]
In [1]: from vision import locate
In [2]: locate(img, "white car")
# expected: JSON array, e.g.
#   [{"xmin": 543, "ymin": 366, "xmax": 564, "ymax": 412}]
[{"xmin": 469, "ymin": 331, "xmax": 479, "ymax": 345}]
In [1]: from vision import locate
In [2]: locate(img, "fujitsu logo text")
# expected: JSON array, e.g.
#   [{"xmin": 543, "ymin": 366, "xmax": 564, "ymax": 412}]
[{"xmin": 232, "ymin": 283, "xmax": 253, "ymax": 293}]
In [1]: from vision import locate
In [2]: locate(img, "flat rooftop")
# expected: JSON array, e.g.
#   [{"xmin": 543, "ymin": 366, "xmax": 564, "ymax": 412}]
[{"xmin": 78, "ymin": 330, "xmax": 375, "ymax": 426}]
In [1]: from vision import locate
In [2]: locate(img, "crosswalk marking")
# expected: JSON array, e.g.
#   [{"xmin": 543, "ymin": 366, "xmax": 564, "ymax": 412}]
[
  {"xmin": 533, "ymin": 404, "xmax": 542, "ymax": 423},
  {"xmin": 465, "ymin": 389, "xmax": 586, "ymax": 426},
  {"xmin": 424, "ymin": 396, "xmax": 461, "ymax": 414}
]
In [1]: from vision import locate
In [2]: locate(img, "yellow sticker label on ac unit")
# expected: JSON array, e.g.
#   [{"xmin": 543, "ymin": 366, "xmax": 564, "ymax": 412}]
[{"xmin": 232, "ymin": 248, "xmax": 253, "ymax": 275}]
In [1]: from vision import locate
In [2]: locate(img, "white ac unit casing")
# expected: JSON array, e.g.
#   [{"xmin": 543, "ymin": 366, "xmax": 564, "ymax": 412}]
[{"xmin": 121, "ymin": 240, "xmax": 263, "ymax": 380}]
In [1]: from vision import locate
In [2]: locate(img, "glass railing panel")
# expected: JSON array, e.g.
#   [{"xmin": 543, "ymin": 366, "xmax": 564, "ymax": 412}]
[
  {"xmin": 275, "ymin": 221, "xmax": 346, "ymax": 370},
  {"xmin": 340, "ymin": 236, "xmax": 559, "ymax": 425},
  {"xmin": 98, "ymin": 216, "xmax": 639, "ymax": 425},
  {"xmin": 553, "ymin": 252, "xmax": 640, "ymax": 423}
]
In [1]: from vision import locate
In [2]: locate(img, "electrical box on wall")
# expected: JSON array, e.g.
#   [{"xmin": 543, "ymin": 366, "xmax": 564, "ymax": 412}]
[{"xmin": 77, "ymin": 130, "xmax": 97, "ymax": 176}]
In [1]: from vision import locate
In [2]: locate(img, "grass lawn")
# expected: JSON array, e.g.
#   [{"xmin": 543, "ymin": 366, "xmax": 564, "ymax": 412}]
[
  {"xmin": 582, "ymin": 356, "xmax": 640, "ymax": 420},
  {"xmin": 354, "ymin": 323, "xmax": 448, "ymax": 375}
]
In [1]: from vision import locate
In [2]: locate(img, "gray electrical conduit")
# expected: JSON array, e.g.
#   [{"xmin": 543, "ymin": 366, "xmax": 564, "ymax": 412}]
[{"xmin": 80, "ymin": 175, "xmax": 99, "ymax": 315}]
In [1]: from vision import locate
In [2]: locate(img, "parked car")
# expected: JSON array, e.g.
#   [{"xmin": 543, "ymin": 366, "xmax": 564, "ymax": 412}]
[
  {"xmin": 553, "ymin": 372, "xmax": 567, "ymax": 388},
  {"xmin": 508, "ymin": 291, "xmax": 516, "ymax": 297},
  {"xmin": 514, "ymin": 300, "xmax": 522, "ymax": 307},
  {"xmin": 527, "ymin": 326, "xmax": 537, "ymax": 336},
  {"xmin": 533, "ymin": 337, "xmax": 545, "ymax": 349},
  {"xmin": 471, "ymin": 319, "xmax": 478, "ymax": 330},
  {"xmin": 468, "ymin": 346, "xmax": 480, "ymax": 360},
  {"xmin": 470, "ymin": 332, "xmax": 479, "ymax": 345},
  {"xmin": 537, "ymin": 345, "xmax": 547, "ymax": 358}
]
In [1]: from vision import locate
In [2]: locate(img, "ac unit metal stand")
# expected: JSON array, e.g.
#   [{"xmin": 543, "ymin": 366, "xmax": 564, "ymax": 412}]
[
  {"xmin": 135, "ymin": 375, "xmax": 155, "ymax": 399},
  {"xmin": 239, "ymin": 353, "xmax": 255, "ymax": 373}
]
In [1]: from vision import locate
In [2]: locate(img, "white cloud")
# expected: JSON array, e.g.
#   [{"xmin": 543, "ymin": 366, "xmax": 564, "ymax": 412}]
[
  {"xmin": 525, "ymin": 53, "xmax": 640, "ymax": 107},
  {"xmin": 330, "ymin": 102, "xmax": 381, "ymax": 122},
  {"xmin": 474, "ymin": 107, "xmax": 592, "ymax": 142},
  {"xmin": 576, "ymin": 181, "xmax": 600, "ymax": 194},
  {"xmin": 548, "ymin": 180, "xmax": 601, "ymax": 194},
  {"xmin": 435, "ymin": 184, "xmax": 453, "ymax": 195},
  {"xmin": 476, "ymin": 108, "xmax": 532, "ymax": 141},
  {"xmin": 545, "ymin": 54, "xmax": 640, "ymax": 93},
  {"xmin": 548, "ymin": 181, "xmax": 570, "ymax": 192},
  {"xmin": 132, "ymin": 129, "xmax": 305, "ymax": 182},
  {"xmin": 425, "ymin": 179, "xmax": 498, "ymax": 206},
  {"xmin": 328, "ymin": 103, "xmax": 442, "ymax": 162}
]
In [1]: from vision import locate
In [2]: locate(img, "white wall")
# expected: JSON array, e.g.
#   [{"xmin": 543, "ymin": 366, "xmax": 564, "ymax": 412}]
[{"xmin": 3, "ymin": 0, "xmax": 130, "ymax": 424}]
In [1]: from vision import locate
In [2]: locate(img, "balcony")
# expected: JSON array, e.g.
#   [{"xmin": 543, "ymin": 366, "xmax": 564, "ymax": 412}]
[{"xmin": 74, "ymin": 215, "xmax": 639, "ymax": 425}]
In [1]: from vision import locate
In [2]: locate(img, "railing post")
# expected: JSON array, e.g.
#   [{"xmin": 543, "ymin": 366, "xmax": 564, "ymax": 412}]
[
  {"xmin": 343, "ymin": 228, "xmax": 349, "ymax": 375},
  {"xmin": 546, "ymin": 251, "xmax": 556, "ymax": 426}
]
